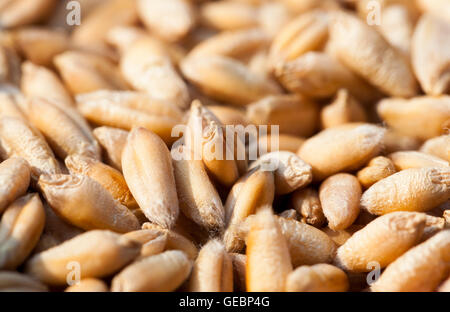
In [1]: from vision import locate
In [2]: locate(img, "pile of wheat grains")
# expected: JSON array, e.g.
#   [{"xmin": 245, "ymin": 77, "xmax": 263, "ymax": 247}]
[{"xmin": 0, "ymin": 0, "xmax": 449, "ymax": 292}]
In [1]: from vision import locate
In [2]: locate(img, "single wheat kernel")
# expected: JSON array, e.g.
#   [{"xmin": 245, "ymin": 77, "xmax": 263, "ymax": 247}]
[
  {"xmin": 185, "ymin": 102, "xmax": 240, "ymax": 187},
  {"xmin": 65, "ymin": 278, "xmax": 109, "ymax": 292},
  {"xmin": 246, "ymin": 94, "xmax": 319, "ymax": 137},
  {"xmin": 172, "ymin": 145, "xmax": 225, "ymax": 233},
  {"xmin": 181, "ymin": 54, "xmax": 281, "ymax": 106},
  {"xmin": 298, "ymin": 123, "xmax": 385, "ymax": 181},
  {"xmin": 334, "ymin": 212, "xmax": 427, "ymax": 272},
  {"xmin": 275, "ymin": 216, "xmax": 337, "ymax": 267},
  {"xmin": 189, "ymin": 239, "xmax": 233, "ymax": 292},
  {"xmin": 27, "ymin": 98, "xmax": 101, "ymax": 160},
  {"xmin": 329, "ymin": 11, "xmax": 418, "ymax": 97},
  {"xmin": 249, "ymin": 151, "xmax": 313, "ymax": 195},
  {"xmin": 0, "ymin": 116, "xmax": 61, "ymax": 181},
  {"xmin": 122, "ymin": 127, "xmax": 179, "ymax": 229},
  {"xmin": 275, "ymin": 52, "xmax": 380, "ymax": 103},
  {"xmin": 38, "ymin": 174, "xmax": 139, "ymax": 233},
  {"xmin": 371, "ymin": 230, "xmax": 450, "ymax": 292},
  {"xmin": 111, "ymin": 250, "xmax": 192, "ymax": 292},
  {"xmin": 120, "ymin": 38, "xmax": 190, "ymax": 109},
  {"xmin": 321, "ymin": 89, "xmax": 367, "ymax": 129},
  {"xmin": 0, "ymin": 194, "xmax": 45, "ymax": 270},
  {"xmin": 388, "ymin": 151, "xmax": 449, "ymax": 171},
  {"xmin": 76, "ymin": 93, "xmax": 180, "ymax": 146},
  {"xmin": 246, "ymin": 208, "xmax": 292, "ymax": 292},
  {"xmin": 0, "ymin": 157, "xmax": 30, "ymax": 214},
  {"xmin": 225, "ymin": 169, "xmax": 274, "ymax": 227},
  {"xmin": 269, "ymin": 9, "xmax": 329, "ymax": 67},
  {"xmin": 357, "ymin": 156, "xmax": 397, "ymax": 189},
  {"xmin": 77, "ymin": 90, "xmax": 184, "ymax": 121},
  {"xmin": 319, "ymin": 173, "xmax": 362, "ymax": 231},
  {"xmin": 25, "ymin": 230, "xmax": 141, "ymax": 285},
  {"xmin": 92, "ymin": 126, "xmax": 129, "ymax": 171},
  {"xmin": 361, "ymin": 167, "xmax": 450, "ymax": 215},
  {"xmin": 21, "ymin": 61, "xmax": 73, "ymax": 107},
  {"xmin": 14, "ymin": 27, "xmax": 69, "ymax": 67},
  {"xmin": 54, "ymin": 51, "xmax": 128, "ymax": 95},
  {"xmin": 286, "ymin": 263, "xmax": 349, "ymax": 292},
  {"xmin": 65, "ymin": 154, "xmax": 138, "ymax": 211},
  {"xmin": 412, "ymin": 14, "xmax": 450, "ymax": 96},
  {"xmin": 377, "ymin": 96, "xmax": 450, "ymax": 141},
  {"xmin": 420, "ymin": 135, "xmax": 450, "ymax": 162},
  {"xmin": 223, "ymin": 169, "xmax": 274, "ymax": 252},
  {"xmin": 290, "ymin": 187, "xmax": 325, "ymax": 227},
  {"xmin": 0, "ymin": 271, "xmax": 48, "ymax": 292}
]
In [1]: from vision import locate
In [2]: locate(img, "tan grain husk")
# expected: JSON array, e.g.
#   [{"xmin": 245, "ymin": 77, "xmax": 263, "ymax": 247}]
[
  {"xmin": 188, "ymin": 239, "xmax": 233, "ymax": 292},
  {"xmin": 286, "ymin": 263, "xmax": 349, "ymax": 292},
  {"xmin": 25, "ymin": 230, "xmax": 141, "ymax": 285},
  {"xmin": 0, "ymin": 194, "xmax": 45, "ymax": 269},
  {"xmin": 357, "ymin": 156, "xmax": 396, "ymax": 189},
  {"xmin": 361, "ymin": 167, "xmax": 450, "ymax": 215},
  {"xmin": 27, "ymin": 97, "xmax": 101, "ymax": 160},
  {"xmin": 172, "ymin": 145, "xmax": 225, "ymax": 233},
  {"xmin": 111, "ymin": 250, "xmax": 192, "ymax": 292},
  {"xmin": 0, "ymin": 157, "xmax": 30, "ymax": 214},
  {"xmin": 246, "ymin": 208, "xmax": 292, "ymax": 292},
  {"xmin": 38, "ymin": 174, "xmax": 139, "ymax": 233},
  {"xmin": 122, "ymin": 127, "xmax": 179, "ymax": 229},
  {"xmin": 298, "ymin": 123, "xmax": 385, "ymax": 181},
  {"xmin": 335, "ymin": 211, "xmax": 427, "ymax": 273},
  {"xmin": 0, "ymin": 116, "xmax": 61, "ymax": 181},
  {"xmin": 371, "ymin": 230, "xmax": 450, "ymax": 292}
]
